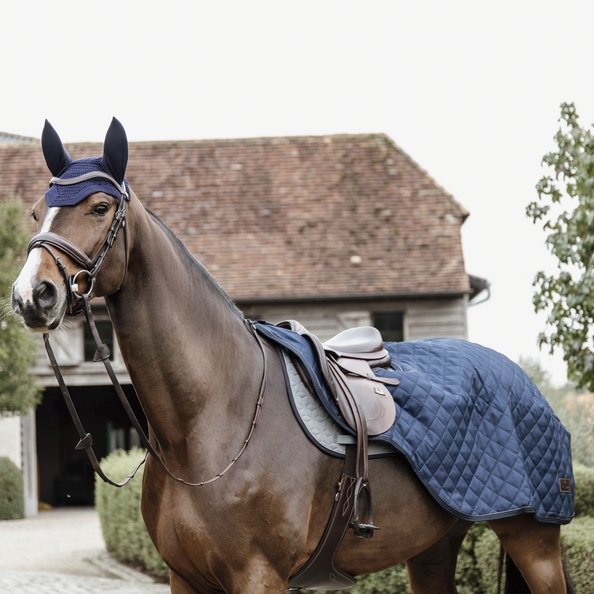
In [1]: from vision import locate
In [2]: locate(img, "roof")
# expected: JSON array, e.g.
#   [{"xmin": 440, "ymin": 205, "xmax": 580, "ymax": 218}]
[
  {"xmin": 0, "ymin": 133, "xmax": 471, "ymax": 302},
  {"xmin": 0, "ymin": 131, "xmax": 38, "ymax": 144}
]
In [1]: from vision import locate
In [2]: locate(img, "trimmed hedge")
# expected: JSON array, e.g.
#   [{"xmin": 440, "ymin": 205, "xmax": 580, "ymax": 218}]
[
  {"xmin": 95, "ymin": 448, "xmax": 168, "ymax": 580},
  {"xmin": 562, "ymin": 517, "xmax": 594, "ymax": 593},
  {"xmin": 0, "ymin": 456, "xmax": 24, "ymax": 520},
  {"xmin": 574, "ymin": 463, "xmax": 594, "ymax": 516}
]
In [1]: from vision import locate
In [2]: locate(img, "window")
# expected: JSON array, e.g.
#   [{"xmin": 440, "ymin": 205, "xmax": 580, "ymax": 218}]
[
  {"xmin": 83, "ymin": 319, "xmax": 114, "ymax": 361},
  {"xmin": 372, "ymin": 312, "xmax": 404, "ymax": 343}
]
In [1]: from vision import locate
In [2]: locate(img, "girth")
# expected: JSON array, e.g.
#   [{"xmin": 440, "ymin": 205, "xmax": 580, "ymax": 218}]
[{"xmin": 281, "ymin": 321, "xmax": 399, "ymax": 590}]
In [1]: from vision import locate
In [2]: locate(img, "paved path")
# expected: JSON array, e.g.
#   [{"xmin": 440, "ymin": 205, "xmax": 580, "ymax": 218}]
[{"xmin": 0, "ymin": 507, "xmax": 170, "ymax": 593}]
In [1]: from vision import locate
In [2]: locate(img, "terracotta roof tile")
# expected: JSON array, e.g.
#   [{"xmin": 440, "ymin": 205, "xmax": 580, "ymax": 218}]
[{"xmin": 0, "ymin": 133, "xmax": 470, "ymax": 301}]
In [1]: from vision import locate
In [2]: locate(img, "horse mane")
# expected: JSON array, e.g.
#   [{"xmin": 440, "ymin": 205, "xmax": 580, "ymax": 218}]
[{"xmin": 145, "ymin": 208, "xmax": 244, "ymax": 319}]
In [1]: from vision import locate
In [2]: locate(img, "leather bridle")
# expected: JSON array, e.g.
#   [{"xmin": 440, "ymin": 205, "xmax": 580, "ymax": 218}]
[
  {"xmin": 28, "ymin": 174, "xmax": 130, "ymax": 315},
  {"xmin": 32, "ymin": 175, "xmax": 267, "ymax": 488}
]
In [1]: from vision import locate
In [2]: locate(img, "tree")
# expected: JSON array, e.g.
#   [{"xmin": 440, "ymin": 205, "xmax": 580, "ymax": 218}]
[
  {"xmin": 0, "ymin": 199, "xmax": 41, "ymax": 413},
  {"xmin": 527, "ymin": 102, "xmax": 594, "ymax": 390}
]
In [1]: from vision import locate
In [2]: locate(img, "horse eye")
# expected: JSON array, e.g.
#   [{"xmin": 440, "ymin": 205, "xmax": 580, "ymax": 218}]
[
  {"xmin": 31, "ymin": 209, "xmax": 38, "ymax": 222},
  {"xmin": 93, "ymin": 204, "xmax": 110, "ymax": 216}
]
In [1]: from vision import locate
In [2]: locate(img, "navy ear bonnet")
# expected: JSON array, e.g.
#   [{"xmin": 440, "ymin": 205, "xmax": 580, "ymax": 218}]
[
  {"xmin": 45, "ymin": 157, "xmax": 130, "ymax": 207},
  {"xmin": 42, "ymin": 117, "xmax": 130, "ymax": 207}
]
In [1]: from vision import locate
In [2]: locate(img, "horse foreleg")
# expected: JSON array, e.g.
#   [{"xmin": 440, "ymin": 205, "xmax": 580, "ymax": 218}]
[
  {"xmin": 405, "ymin": 519, "xmax": 471, "ymax": 594},
  {"xmin": 488, "ymin": 516, "xmax": 568, "ymax": 594}
]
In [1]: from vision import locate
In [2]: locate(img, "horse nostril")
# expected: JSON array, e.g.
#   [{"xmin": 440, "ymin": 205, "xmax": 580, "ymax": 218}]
[
  {"xmin": 33, "ymin": 281, "xmax": 58, "ymax": 309},
  {"xmin": 11, "ymin": 287, "xmax": 24, "ymax": 314}
]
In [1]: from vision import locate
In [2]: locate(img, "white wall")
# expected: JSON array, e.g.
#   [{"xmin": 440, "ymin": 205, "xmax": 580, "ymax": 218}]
[{"xmin": 0, "ymin": 415, "xmax": 21, "ymax": 468}]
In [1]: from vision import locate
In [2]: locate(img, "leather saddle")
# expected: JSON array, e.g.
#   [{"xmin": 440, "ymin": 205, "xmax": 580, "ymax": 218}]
[
  {"xmin": 278, "ymin": 321, "xmax": 398, "ymax": 536},
  {"xmin": 324, "ymin": 327, "xmax": 398, "ymax": 436},
  {"xmin": 283, "ymin": 321, "xmax": 400, "ymax": 591},
  {"xmin": 280, "ymin": 321, "xmax": 398, "ymax": 437}
]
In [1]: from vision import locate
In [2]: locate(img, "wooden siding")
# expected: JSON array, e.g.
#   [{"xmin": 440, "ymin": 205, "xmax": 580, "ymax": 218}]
[
  {"xmin": 402, "ymin": 298, "xmax": 468, "ymax": 340},
  {"xmin": 241, "ymin": 296, "xmax": 468, "ymax": 342}
]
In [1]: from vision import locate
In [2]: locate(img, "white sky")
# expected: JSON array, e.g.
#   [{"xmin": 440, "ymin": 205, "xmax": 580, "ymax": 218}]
[{"xmin": 3, "ymin": 0, "xmax": 594, "ymax": 384}]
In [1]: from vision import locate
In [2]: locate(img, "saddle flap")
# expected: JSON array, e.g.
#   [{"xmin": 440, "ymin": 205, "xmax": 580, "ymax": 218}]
[{"xmin": 330, "ymin": 358, "xmax": 396, "ymax": 436}]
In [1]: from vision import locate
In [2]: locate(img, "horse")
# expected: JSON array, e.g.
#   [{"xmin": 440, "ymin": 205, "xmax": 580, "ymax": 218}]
[{"xmin": 11, "ymin": 118, "xmax": 573, "ymax": 594}]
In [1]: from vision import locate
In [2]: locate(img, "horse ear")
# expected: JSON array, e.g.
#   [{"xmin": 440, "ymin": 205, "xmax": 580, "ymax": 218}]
[
  {"xmin": 41, "ymin": 120, "xmax": 72, "ymax": 176},
  {"xmin": 103, "ymin": 117, "xmax": 128, "ymax": 183}
]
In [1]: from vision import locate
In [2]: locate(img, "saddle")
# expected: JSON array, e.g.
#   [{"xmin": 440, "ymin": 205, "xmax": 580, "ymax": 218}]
[
  {"xmin": 282, "ymin": 321, "xmax": 399, "ymax": 590},
  {"xmin": 279, "ymin": 321, "xmax": 398, "ymax": 535}
]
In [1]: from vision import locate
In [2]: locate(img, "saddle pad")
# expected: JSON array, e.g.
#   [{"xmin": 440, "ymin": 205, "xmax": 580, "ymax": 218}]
[{"xmin": 256, "ymin": 322, "xmax": 574, "ymax": 524}]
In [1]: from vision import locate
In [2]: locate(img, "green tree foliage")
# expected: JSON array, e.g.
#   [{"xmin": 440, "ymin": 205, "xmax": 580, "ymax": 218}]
[
  {"xmin": 527, "ymin": 102, "xmax": 594, "ymax": 390},
  {"xmin": 0, "ymin": 199, "xmax": 41, "ymax": 413}
]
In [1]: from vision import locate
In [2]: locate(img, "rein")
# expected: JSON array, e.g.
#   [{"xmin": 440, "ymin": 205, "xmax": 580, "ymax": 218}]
[
  {"xmin": 32, "ymin": 182, "xmax": 268, "ymax": 488},
  {"xmin": 43, "ymin": 305, "xmax": 267, "ymax": 488}
]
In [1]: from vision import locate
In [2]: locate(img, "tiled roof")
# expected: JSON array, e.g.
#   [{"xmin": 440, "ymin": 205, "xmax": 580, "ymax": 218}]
[
  {"xmin": 0, "ymin": 132, "xmax": 38, "ymax": 144},
  {"xmin": 0, "ymin": 133, "xmax": 470, "ymax": 301}
]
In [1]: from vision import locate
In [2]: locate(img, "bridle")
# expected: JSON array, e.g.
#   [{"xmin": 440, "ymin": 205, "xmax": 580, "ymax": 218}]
[
  {"xmin": 31, "ymin": 173, "xmax": 267, "ymax": 488},
  {"xmin": 28, "ymin": 172, "xmax": 130, "ymax": 314}
]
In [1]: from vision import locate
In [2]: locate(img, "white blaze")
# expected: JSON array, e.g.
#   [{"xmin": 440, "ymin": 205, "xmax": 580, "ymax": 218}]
[{"xmin": 13, "ymin": 207, "xmax": 61, "ymax": 303}]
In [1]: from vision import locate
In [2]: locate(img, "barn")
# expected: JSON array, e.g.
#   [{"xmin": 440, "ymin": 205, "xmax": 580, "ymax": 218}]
[{"xmin": 0, "ymin": 131, "xmax": 488, "ymax": 513}]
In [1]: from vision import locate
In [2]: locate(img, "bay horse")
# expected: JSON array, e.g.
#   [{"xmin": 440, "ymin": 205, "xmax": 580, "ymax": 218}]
[{"xmin": 12, "ymin": 118, "xmax": 573, "ymax": 593}]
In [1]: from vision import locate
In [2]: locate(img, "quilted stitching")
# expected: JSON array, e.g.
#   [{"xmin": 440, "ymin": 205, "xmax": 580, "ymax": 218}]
[
  {"xmin": 374, "ymin": 339, "xmax": 574, "ymax": 523},
  {"xmin": 256, "ymin": 324, "xmax": 574, "ymax": 524}
]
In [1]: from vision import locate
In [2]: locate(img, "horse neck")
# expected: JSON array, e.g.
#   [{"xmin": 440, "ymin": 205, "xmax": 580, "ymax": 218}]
[{"xmin": 105, "ymin": 204, "xmax": 261, "ymax": 450}]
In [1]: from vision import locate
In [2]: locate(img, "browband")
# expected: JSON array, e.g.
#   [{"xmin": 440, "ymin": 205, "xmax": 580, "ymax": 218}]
[{"xmin": 50, "ymin": 171, "xmax": 129, "ymax": 200}]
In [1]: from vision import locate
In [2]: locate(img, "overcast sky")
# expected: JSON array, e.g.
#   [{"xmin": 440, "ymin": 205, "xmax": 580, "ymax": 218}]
[{"xmin": 3, "ymin": 0, "xmax": 594, "ymax": 384}]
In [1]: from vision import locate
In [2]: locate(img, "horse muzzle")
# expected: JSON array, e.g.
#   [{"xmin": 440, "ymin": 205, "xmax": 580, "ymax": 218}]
[{"xmin": 12, "ymin": 273, "xmax": 68, "ymax": 331}]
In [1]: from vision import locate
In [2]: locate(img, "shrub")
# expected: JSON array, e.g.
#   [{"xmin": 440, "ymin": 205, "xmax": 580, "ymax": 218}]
[
  {"xmin": 573, "ymin": 463, "xmax": 594, "ymax": 516},
  {"xmin": 0, "ymin": 456, "xmax": 24, "ymax": 520},
  {"xmin": 95, "ymin": 448, "xmax": 168, "ymax": 580},
  {"xmin": 562, "ymin": 517, "xmax": 594, "ymax": 593},
  {"xmin": 474, "ymin": 528, "xmax": 501, "ymax": 590},
  {"xmin": 455, "ymin": 523, "xmax": 490, "ymax": 594}
]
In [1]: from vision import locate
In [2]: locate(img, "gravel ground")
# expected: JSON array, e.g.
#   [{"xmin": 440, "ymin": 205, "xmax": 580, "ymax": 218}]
[{"xmin": 0, "ymin": 507, "xmax": 170, "ymax": 593}]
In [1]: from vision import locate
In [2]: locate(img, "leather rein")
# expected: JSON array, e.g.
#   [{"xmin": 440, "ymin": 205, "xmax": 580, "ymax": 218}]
[{"xmin": 31, "ymin": 176, "xmax": 267, "ymax": 488}]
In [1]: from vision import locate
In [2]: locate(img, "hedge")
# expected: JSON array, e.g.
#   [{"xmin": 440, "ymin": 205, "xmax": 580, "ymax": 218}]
[
  {"xmin": 97, "ymin": 450, "xmax": 594, "ymax": 592},
  {"xmin": 573, "ymin": 463, "xmax": 594, "ymax": 516},
  {"xmin": 95, "ymin": 448, "xmax": 168, "ymax": 580},
  {"xmin": 0, "ymin": 456, "xmax": 24, "ymax": 520}
]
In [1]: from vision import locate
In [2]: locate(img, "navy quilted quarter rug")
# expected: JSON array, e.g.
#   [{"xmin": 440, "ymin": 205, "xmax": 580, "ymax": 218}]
[
  {"xmin": 376, "ymin": 339, "xmax": 574, "ymax": 524},
  {"xmin": 256, "ymin": 323, "xmax": 574, "ymax": 525}
]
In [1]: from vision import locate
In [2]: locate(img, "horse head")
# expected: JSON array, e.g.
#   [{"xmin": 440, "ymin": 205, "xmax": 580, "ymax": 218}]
[{"xmin": 12, "ymin": 118, "xmax": 131, "ymax": 331}]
